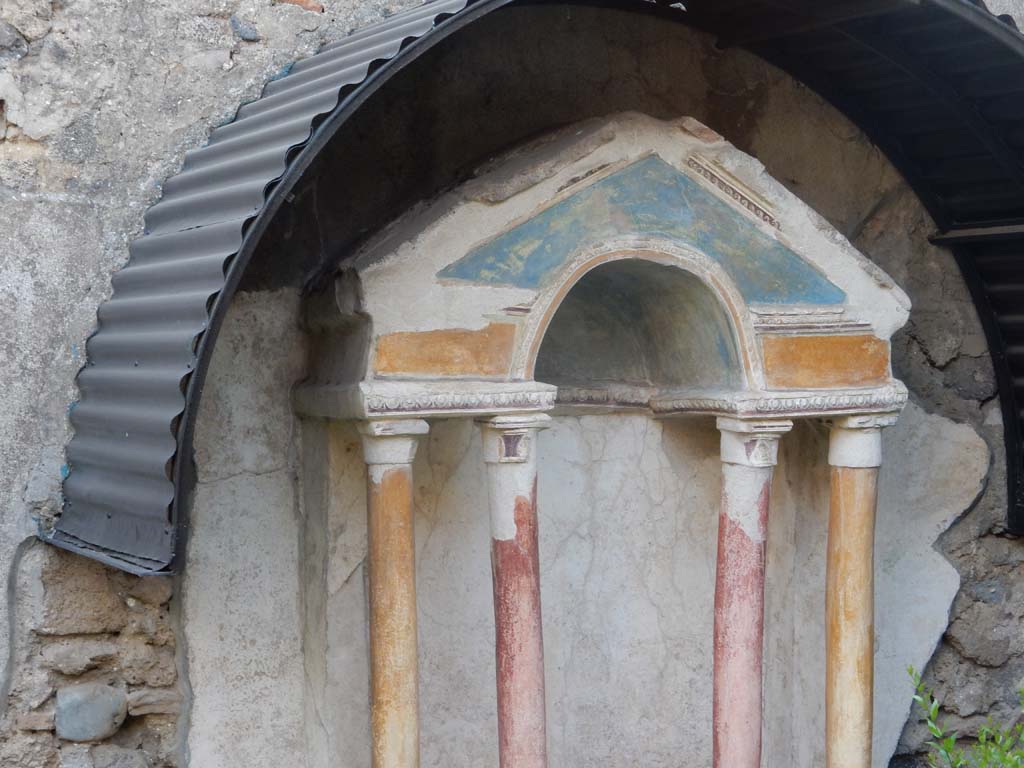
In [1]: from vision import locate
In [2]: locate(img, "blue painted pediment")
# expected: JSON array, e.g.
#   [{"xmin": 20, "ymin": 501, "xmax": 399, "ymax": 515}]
[{"xmin": 438, "ymin": 155, "xmax": 846, "ymax": 306}]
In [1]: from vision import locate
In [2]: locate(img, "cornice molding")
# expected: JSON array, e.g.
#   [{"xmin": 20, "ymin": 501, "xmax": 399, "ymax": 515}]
[{"xmin": 650, "ymin": 382, "xmax": 908, "ymax": 419}]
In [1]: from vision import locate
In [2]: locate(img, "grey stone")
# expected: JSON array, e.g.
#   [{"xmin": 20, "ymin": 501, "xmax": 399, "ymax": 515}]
[
  {"xmin": 58, "ymin": 743, "xmax": 93, "ymax": 768},
  {"xmin": 909, "ymin": 311, "xmax": 963, "ymax": 368},
  {"xmin": 967, "ymin": 578, "xmax": 1008, "ymax": 605},
  {"xmin": 2, "ymin": 0, "xmax": 51, "ymax": 41},
  {"xmin": 0, "ymin": 21, "xmax": 28, "ymax": 62},
  {"xmin": 91, "ymin": 745, "xmax": 149, "ymax": 768},
  {"xmin": 229, "ymin": 15, "xmax": 261, "ymax": 42},
  {"xmin": 944, "ymin": 355, "xmax": 998, "ymax": 402},
  {"xmin": 947, "ymin": 600, "xmax": 1013, "ymax": 667},
  {"xmin": 55, "ymin": 683, "xmax": 128, "ymax": 743},
  {"xmin": 0, "ymin": 733, "xmax": 56, "ymax": 767}
]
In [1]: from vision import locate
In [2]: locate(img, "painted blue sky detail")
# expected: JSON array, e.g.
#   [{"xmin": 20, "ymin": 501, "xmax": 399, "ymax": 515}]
[{"xmin": 438, "ymin": 155, "xmax": 846, "ymax": 305}]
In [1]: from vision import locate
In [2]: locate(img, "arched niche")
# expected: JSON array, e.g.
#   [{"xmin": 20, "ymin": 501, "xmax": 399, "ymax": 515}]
[{"xmin": 534, "ymin": 256, "xmax": 744, "ymax": 396}]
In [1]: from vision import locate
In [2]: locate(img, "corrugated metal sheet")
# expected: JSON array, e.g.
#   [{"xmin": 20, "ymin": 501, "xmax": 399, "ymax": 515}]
[
  {"xmin": 51, "ymin": 0, "xmax": 1024, "ymax": 573},
  {"xmin": 52, "ymin": 0, "xmax": 473, "ymax": 573}
]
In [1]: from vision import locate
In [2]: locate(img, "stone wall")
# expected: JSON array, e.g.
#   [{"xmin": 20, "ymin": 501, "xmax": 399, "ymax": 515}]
[
  {"xmin": 0, "ymin": 0, "xmax": 421, "ymax": 765},
  {"xmin": 2, "ymin": 1, "xmax": 1023, "ymax": 767},
  {"xmin": 1, "ymin": 545, "xmax": 180, "ymax": 767}
]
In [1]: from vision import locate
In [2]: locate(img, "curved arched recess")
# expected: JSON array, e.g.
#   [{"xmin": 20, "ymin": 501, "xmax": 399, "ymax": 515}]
[{"xmin": 52, "ymin": 0, "xmax": 1024, "ymax": 573}]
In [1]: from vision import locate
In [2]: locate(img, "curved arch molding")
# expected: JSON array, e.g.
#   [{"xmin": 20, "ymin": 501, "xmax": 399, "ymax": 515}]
[{"xmin": 52, "ymin": 0, "xmax": 1024, "ymax": 573}]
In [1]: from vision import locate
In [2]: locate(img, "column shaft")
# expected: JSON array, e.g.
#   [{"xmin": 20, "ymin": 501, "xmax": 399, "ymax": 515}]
[
  {"xmin": 361, "ymin": 419, "xmax": 429, "ymax": 768},
  {"xmin": 826, "ymin": 467, "xmax": 879, "ymax": 768},
  {"xmin": 714, "ymin": 463, "xmax": 772, "ymax": 768},
  {"xmin": 825, "ymin": 415, "xmax": 890, "ymax": 768},
  {"xmin": 713, "ymin": 418, "xmax": 790, "ymax": 768},
  {"xmin": 481, "ymin": 414, "xmax": 551, "ymax": 768}
]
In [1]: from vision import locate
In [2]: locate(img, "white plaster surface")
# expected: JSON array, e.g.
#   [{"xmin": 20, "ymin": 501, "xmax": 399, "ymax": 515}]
[
  {"xmin": 184, "ymin": 305, "xmax": 988, "ymax": 768},
  {"xmin": 308, "ymin": 404, "xmax": 983, "ymax": 768},
  {"xmin": 764, "ymin": 403, "xmax": 988, "ymax": 767},
  {"xmin": 183, "ymin": 290, "xmax": 308, "ymax": 768},
  {"xmin": 873, "ymin": 405, "xmax": 989, "ymax": 764},
  {"xmin": 721, "ymin": 462, "xmax": 772, "ymax": 543},
  {"xmin": 180, "ymin": 284, "xmax": 988, "ymax": 767},
  {"xmin": 828, "ymin": 425, "xmax": 883, "ymax": 468}
]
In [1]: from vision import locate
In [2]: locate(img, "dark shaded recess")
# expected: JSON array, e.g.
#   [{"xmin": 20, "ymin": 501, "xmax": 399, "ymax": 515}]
[
  {"xmin": 55, "ymin": 0, "xmax": 1024, "ymax": 573},
  {"xmin": 243, "ymin": 5, "xmax": 730, "ymax": 292},
  {"xmin": 535, "ymin": 260, "xmax": 742, "ymax": 391}
]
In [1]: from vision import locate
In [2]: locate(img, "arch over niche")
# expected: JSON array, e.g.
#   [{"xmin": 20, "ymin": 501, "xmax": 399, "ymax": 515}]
[
  {"xmin": 50, "ymin": 0, "xmax": 1024, "ymax": 574},
  {"xmin": 532, "ymin": 255, "xmax": 746, "ymax": 393}
]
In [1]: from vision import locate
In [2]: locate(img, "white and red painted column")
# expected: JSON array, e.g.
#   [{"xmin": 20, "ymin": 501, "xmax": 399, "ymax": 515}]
[
  {"xmin": 713, "ymin": 416, "xmax": 792, "ymax": 768},
  {"xmin": 826, "ymin": 413, "xmax": 895, "ymax": 768},
  {"xmin": 360, "ymin": 418, "xmax": 430, "ymax": 768},
  {"xmin": 479, "ymin": 413, "xmax": 552, "ymax": 768}
]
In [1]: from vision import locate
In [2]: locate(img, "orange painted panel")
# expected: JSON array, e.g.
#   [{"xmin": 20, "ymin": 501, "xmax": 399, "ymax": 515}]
[
  {"xmin": 762, "ymin": 335, "xmax": 889, "ymax": 389},
  {"xmin": 375, "ymin": 323, "xmax": 517, "ymax": 377}
]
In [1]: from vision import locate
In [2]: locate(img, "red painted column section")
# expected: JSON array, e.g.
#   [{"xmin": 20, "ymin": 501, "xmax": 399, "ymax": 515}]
[
  {"xmin": 479, "ymin": 413, "xmax": 552, "ymax": 768},
  {"xmin": 713, "ymin": 417, "xmax": 792, "ymax": 768}
]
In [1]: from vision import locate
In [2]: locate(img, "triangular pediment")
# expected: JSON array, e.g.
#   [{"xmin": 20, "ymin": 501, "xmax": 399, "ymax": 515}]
[{"xmin": 439, "ymin": 155, "xmax": 846, "ymax": 306}]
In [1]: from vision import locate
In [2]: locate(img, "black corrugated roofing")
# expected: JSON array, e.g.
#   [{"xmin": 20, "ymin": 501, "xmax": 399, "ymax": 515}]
[{"xmin": 51, "ymin": 0, "xmax": 1024, "ymax": 573}]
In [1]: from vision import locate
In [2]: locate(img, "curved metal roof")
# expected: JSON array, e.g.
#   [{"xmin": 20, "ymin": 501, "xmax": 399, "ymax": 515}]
[{"xmin": 51, "ymin": 0, "xmax": 1024, "ymax": 573}]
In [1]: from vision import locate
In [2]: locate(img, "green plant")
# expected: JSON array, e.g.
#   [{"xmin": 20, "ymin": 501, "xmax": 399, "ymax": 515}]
[{"xmin": 909, "ymin": 666, "xmax": 1024, "ymax": 767}]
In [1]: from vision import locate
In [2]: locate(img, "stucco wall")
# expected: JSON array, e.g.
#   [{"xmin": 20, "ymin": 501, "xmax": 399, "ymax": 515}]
[
  {"xmin": 0, "ymin": 0, "xmax": 423, "ymax": 764},
  {"xmin": 2, "ymin": 1, "xmax": 1023, "ymax": 767},
  {"xmin": 183, "ymin": 287, "xmax": 986, "ymax": 768}
]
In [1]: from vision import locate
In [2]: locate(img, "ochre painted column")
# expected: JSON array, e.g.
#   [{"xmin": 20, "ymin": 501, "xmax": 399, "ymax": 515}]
[
  {"xmin": 479, "ymin": 413, "xmax": 552, "ymax": 768},
  {"xmin": 360, "ymin": 418, "xmax": 430, "ymax": 768},
  {"xmin": 825, "ymin": 413, "xmax": 895, "ymax": 768},
  {"xmin": 713, "ymin": 416, "xmax": 792, "ymax": 768}
]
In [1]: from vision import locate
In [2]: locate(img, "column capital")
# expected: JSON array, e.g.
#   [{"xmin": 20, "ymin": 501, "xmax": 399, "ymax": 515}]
[
  {"xmin": 359, "ymin": 418, "xmax": 429, "ymax": 465},
  {"xmin": 478, "ymin": 413, "xmax": 551, "ymax": 465},
  {"xmin": 476, "ymin": 413, "xmax": 553, "ymax": 431},
  {"xmin": 828, "ymin": 412, "xmax": 898, "ymax": 468},
  {"xmin": 716, "ymin": 417, "xmax": 793, "ymax": 468}
]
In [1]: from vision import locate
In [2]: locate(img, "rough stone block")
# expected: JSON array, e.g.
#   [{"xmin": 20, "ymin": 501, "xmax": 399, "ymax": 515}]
[
  {"xmin": 229, "ymin": 15, "xmax": 261, "ymax": 42},
  {"xmin": 947, "ymin": 600, "xmax": 1014, "ymax": 668},
  {"xmin": 40, "ymin": 555, "xmax": 127, "ymax": 636},
  {"xmin": 120, "ymin": 637, "xmax": 176, "ymax": 687},
  {"xmin": 16, "ymin": 706, "xmax": 55, "ymax": 731},
  {"xmin": 41, "ymin": 639, "xmax": 117, "ymax": 676},
  {"xmin": 91, "ymin": 745, "xmax": 148, "ymax": 768},
  {"xmin": 124, "ymin": 577, "xmax": 173, "ymax": 607},
  {"xmin": 0, "ymin": 732, "xmax": 57, "ymax": 767},
  {"xmin": 127, "ymin": 687, "xmax": 182, "ymax": 716},
  {"xmin": 0, "ymin": 20, "xmax": 28, "ymax": 62},
  {"xmin": 58, "ymin": 744, "xmax": 94, "ymax": 768},
  {"xmin": 55, "ymin": 683, "xmax": 128, "ymax": 743}
]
